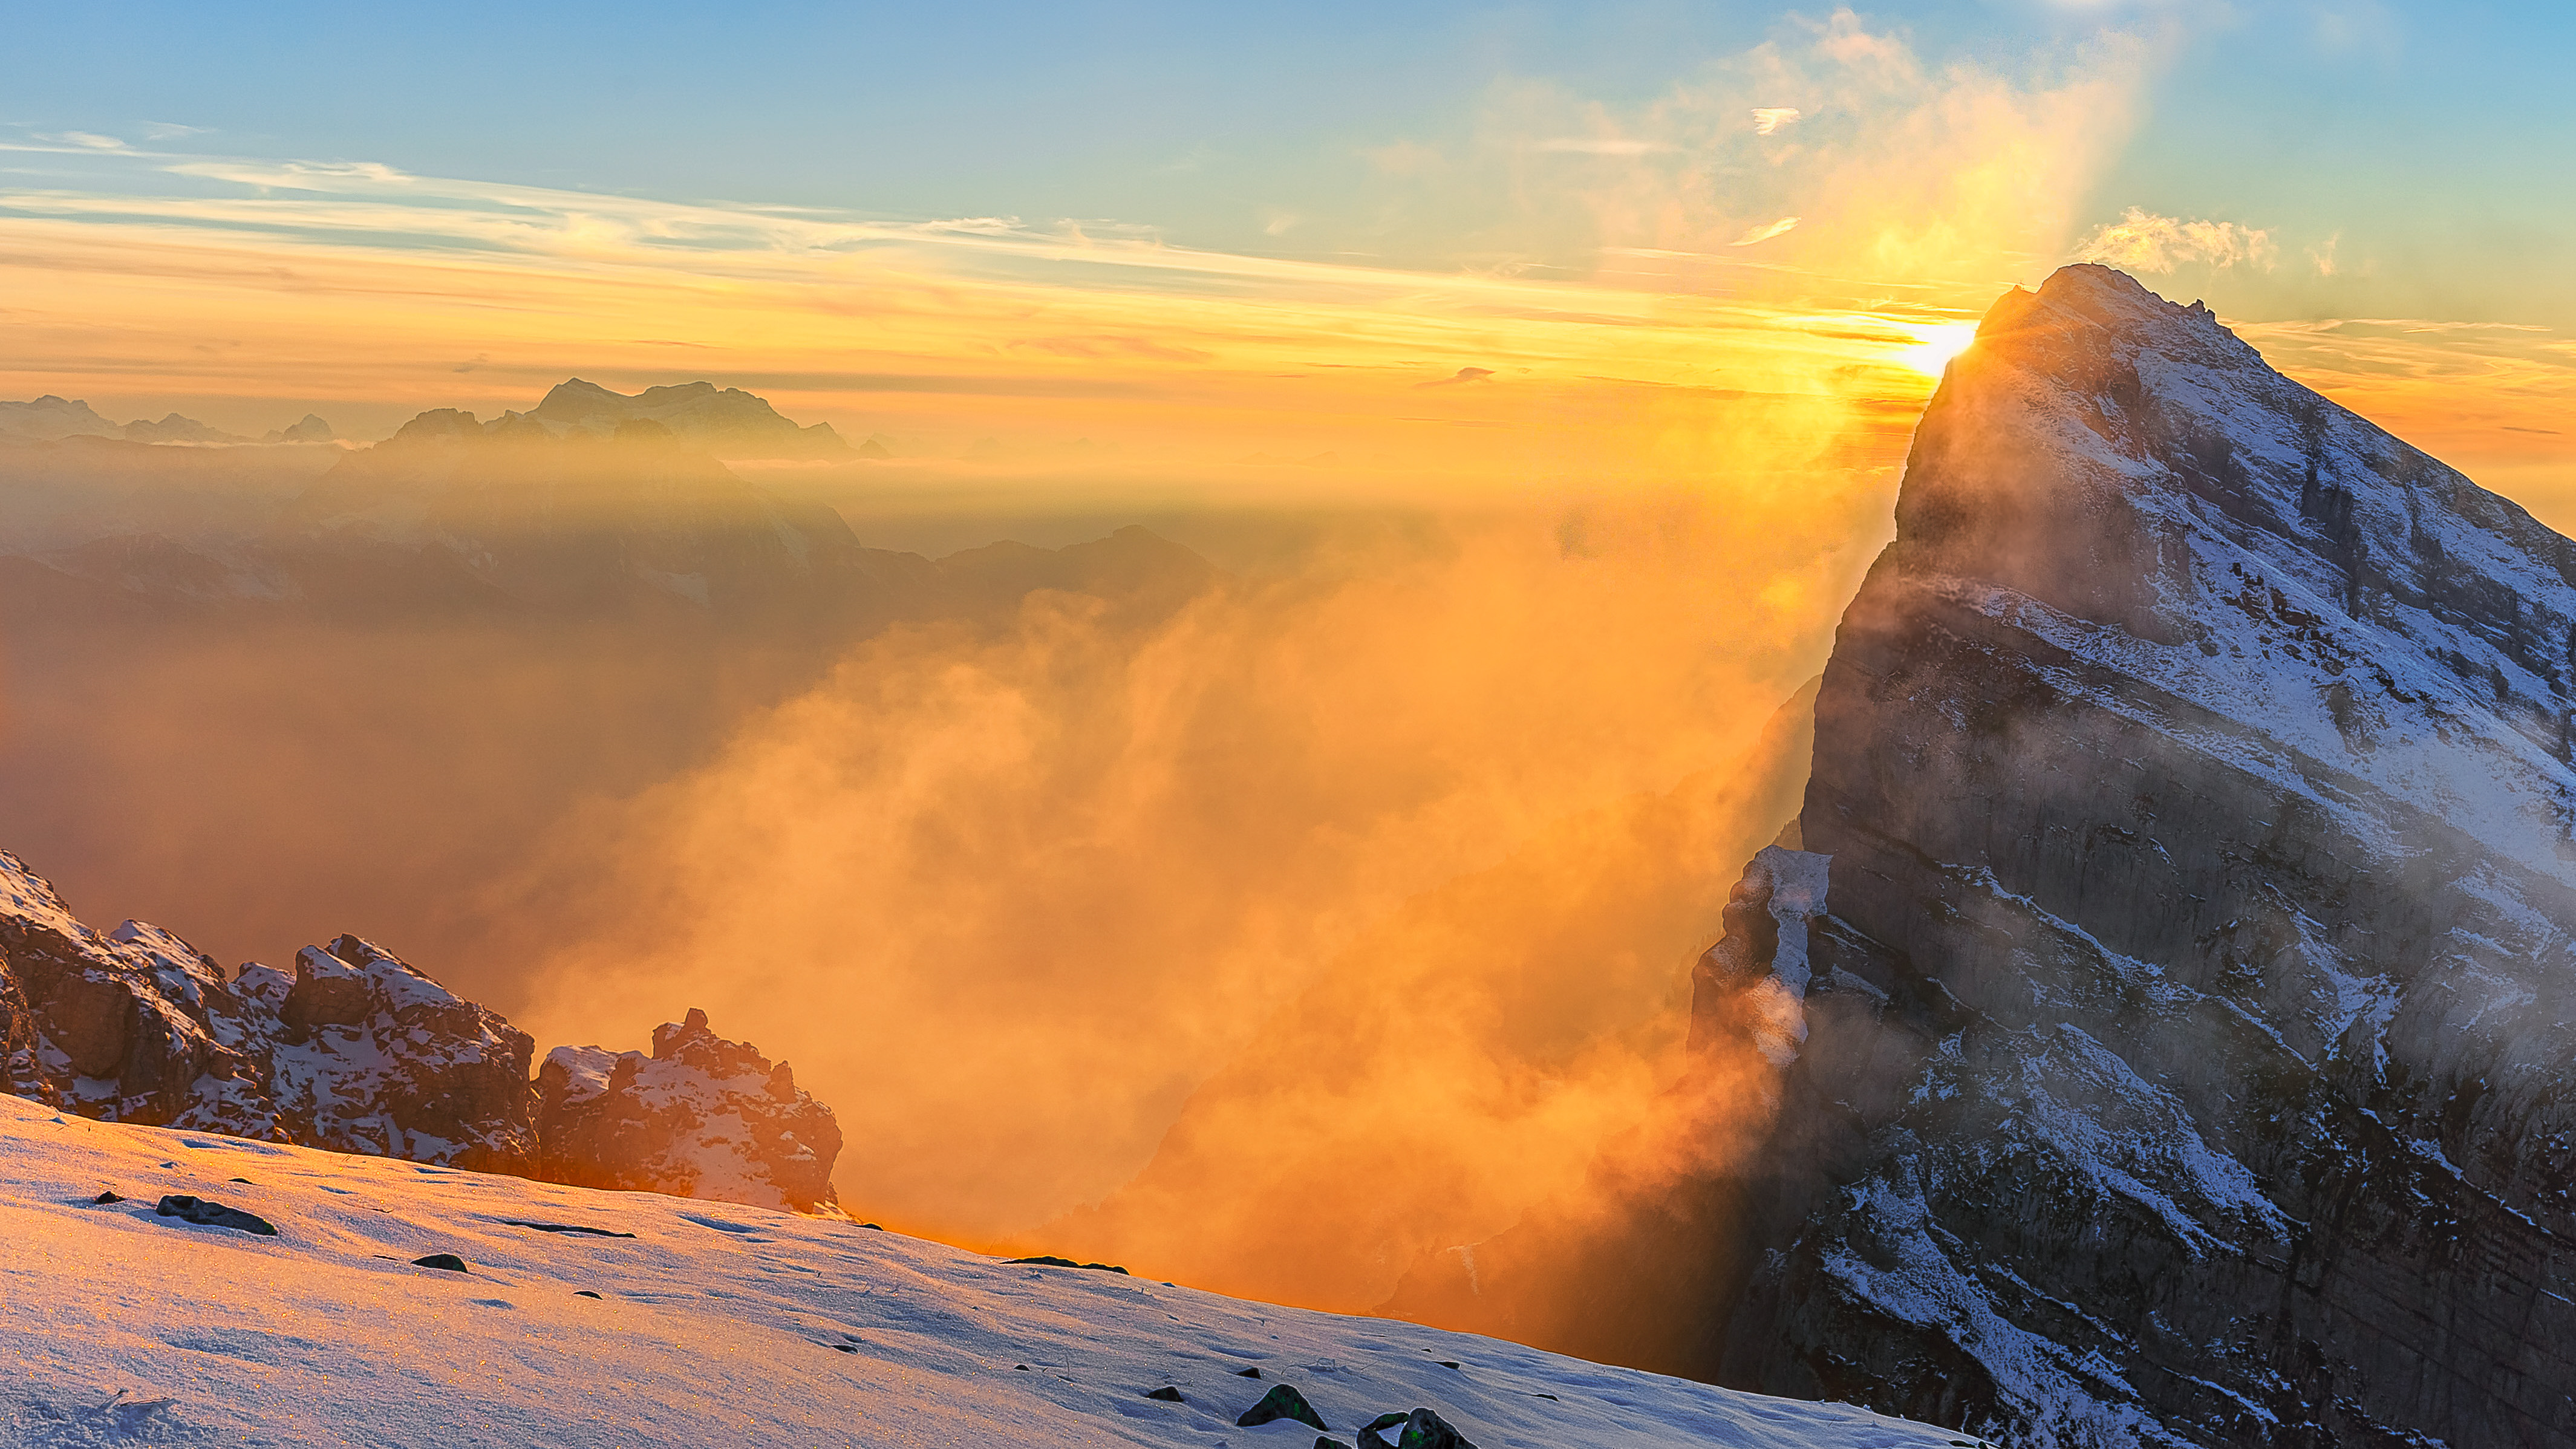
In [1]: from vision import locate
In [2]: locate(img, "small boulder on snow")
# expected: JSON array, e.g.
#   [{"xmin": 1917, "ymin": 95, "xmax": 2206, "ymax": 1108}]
[
  {"xmin": 536, "ymin": 1008, "xmax": 843, "ymax": 1214},
  {"xmin": 1236, "ymin": 1384, "xmax": 1329, "ymax": 1431},
  {"xmin": 1359, "ymin": 1410, "xmax": 1477, "ymax": 1449},
  {"xmin": 154, "ymin": 1195, "xmax": 277, "ymax": 1236}
]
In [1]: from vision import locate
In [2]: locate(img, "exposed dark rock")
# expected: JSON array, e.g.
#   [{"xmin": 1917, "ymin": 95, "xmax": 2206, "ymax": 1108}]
[
  {"xmin": 499, "ymin": 1219, "xmax": 635, "ymax": 1238},
  {"xmin": 1007, "ymin": 1254, "xmax": 1130, "ymax": 1274},
  {"xmin": 1144, "ymin": 1387, "xmax": 1185, "ymax": 1402},
  {"xmin": 1237, "ymin": 1384, "xmax": 1329, "ymax": 1431},
  {"xmin": 154, "ymin": 1195, "xmax": 276, "ymax": 1236},
  {"xmin": 410, "ymin": 1253, "xmax": 469, "ymax": 1272},
  {"xmin": 1233, "ymin": 1366, "xmax": 1262, "ymax": 1378},
  {"xmin": 1, "ymin": 854, "xmax": 284, "ymax": 1134},
  {"xmin": 574, "ymin": 1290, "xmax": 603, "ymax": 1299},
  {"xmin": 92, "ymin": 1190, "xmax": 123, "ymax": 1204},
  {"xmin": 0, "ymin": 854, "xmax": 535, "ymax": 1162},
  {"xmin": 242, "ymin": 936, "xmax": 541, "ymax": 1174},
  {"xmin": 536, "ymin": 1008, "xmax": 842, "ymax": 1213}
]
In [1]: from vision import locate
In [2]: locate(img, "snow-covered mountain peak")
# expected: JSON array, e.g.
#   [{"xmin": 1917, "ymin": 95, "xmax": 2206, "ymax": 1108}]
[{"xmin": 1704, "ymin": 264, "xmax": 2576, "ymax": 1444}]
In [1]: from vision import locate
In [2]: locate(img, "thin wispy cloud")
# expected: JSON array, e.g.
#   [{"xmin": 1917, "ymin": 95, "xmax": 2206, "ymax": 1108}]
[
  {"xmin": 1750, "ymin": 108, "xmax": 1804, "ymax": 135},
  {"xmin": 2073, "ymin": 206, "xmax": 2276, "ymax": 273},
  {"xmin": 1730, "ymin": 216, "xmax": 1801, "ymax": 247},
  {"xmin": 1417, "ymin": 366, "xmax": 1495, "ymax": 388},
  {"xmin": 1534, "ymin": 137, "xmax": 1668, "ymax": 156}
]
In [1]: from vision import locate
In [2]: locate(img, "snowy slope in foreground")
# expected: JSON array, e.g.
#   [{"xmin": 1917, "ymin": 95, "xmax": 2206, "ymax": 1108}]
[{"xmin": 1, "ymin": 1098, "xmax": 1958, "ymax": 1449}]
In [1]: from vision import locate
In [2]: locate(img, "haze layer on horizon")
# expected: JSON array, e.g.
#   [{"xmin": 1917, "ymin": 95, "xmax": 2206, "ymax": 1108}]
[{"xmin": 4, "ymin": 1, "xmax": 2571, "ymax": 526}]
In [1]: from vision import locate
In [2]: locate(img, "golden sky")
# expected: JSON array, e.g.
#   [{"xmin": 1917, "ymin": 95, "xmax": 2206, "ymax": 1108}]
[{"xmin": 2, "ymin": 10, "xmax": 2566, "ymax": 527}]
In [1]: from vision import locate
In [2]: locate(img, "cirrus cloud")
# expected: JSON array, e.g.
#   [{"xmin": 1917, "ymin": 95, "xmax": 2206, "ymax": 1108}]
[
  {"xmin": 1730, "ymin": 215, "xmax": 1801, "ymax": 247},
  {"xmin": 1535, "ymin": 137, "xmax": 1670, "ymax": 156}
]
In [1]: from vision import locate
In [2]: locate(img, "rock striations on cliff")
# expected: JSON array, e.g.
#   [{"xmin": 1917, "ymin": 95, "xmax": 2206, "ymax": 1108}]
[
  {"xmin": 1702, "ymin": 264, "xmax": 2576, "ymax": 1445},
  {"xmin": 0, "ymin": 848, "xmax": 842, "ymax": 1214}
]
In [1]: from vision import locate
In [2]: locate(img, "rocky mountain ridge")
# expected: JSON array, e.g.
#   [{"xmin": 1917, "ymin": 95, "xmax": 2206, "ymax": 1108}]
[
  {"xmin": 0, "ymin": 848, "xmax": 841, "ymax": 1214},
  {"xmin": 1697, "ymin": 265, "xmax": 2576, "ymax": 1445}
]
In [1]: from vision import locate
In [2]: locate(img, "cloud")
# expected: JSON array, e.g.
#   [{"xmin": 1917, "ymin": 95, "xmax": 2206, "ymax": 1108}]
[
  {"xmin": 2309, "ymin": 232, "xmax": 2341, "ymax": 278},
  {"xmin": 1730, "ymin": 216, "xmax": 1801, "ymax": 247},
  {"xmin": 923, "ymin": 216, "xmax": 1025, "ymax": 236},
  {"xmin": 1014, "ymin": 335, "xmax": 1216, "ymax": 364},
  {"xmin": 1417, "ymin": 366, "xmax": 1495, "ymax": 388},
  {"xmin": 141, "ymin": 123, "xmax": 207, "ymax": 142},
  {"xmin": 1535, "ymin": 137, "xmax": 1669, "ymax": 156},
  {"xmin": 2073, "ymin": 206, "xmax": 2277, "ymax": 273},
  {"xmin": 1342, "ymin": 8, "xmax": 2150, "ymax": 293},
  {"xmin": 51, "ymin": 132, "xmax": 128, "ymax": 151}
]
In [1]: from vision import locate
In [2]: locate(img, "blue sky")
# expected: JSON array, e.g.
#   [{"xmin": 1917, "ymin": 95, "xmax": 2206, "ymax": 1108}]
[{"xmin": 5, "ymin": 2, "xmax": 2568, "ymax": 322}]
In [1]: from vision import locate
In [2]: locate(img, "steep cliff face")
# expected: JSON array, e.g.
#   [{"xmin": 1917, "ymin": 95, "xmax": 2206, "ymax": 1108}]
[
  {"xmin": 0, "ymin": 850, "xmax": 841, "ymax": 1213},
  {"xmin": 1709, "ymin": 265, "xmax": 2576, "ymax": 1445}
]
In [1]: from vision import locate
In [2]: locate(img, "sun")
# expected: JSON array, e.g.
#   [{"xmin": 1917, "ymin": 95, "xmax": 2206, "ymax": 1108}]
[{"xmin": 1896, "ymin": 321, "xmax": 1981, "ymax": 380}]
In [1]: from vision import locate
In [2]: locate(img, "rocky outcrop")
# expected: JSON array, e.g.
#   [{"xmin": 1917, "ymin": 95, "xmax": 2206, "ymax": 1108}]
[
  {"xmin": 0, "ymin": 851, "xmax": 285, "ymax": 1138},
  {"xmin": 536, "ymin": 1008, "xmax": 843, "ymax": 1214},
  {"xmin": 1703, "ymin": 266, "xmax": 2576, "ymax": 1445},
  {"xmin": 235, "ymin": 935, "xmax": 541, "ymax": 1173},
  {"xmin": 0, "ymin": 850, "xmax": 841, "ymax": 1211}
]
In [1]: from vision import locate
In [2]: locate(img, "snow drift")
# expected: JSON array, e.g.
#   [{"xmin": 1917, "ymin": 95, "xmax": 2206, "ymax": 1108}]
[{"xmin": 0, "ymin": 1095, "xmax": 1965, "ymax": 1448}]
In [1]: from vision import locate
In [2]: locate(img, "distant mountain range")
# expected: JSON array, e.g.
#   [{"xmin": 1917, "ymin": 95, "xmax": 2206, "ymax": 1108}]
[
  {"xmin": 0, "ymin": 377, "xmax": 866, "ymax": 459},
  {"xmin": 0, "ymin": 379, "xmax": 1087, "ymax": 621},
  {"xmin": 0, "ymin": 394, "xmax": 336, "ymax": 446}
]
